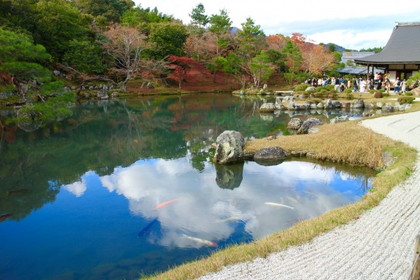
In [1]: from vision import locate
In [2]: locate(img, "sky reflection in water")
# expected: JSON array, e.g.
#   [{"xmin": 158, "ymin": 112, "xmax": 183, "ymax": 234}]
[{"xmin": 65, "ymin": 157, "xmax": 367, "ymax": 249}]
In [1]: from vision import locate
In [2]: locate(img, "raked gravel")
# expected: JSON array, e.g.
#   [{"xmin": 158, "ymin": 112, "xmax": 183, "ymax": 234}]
[{"xmin": 199, "ymin": 111, "xmax": 420, "ymax": 280}]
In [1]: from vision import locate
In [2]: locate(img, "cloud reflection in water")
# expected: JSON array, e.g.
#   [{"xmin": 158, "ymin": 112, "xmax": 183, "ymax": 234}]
[{"xmin": 57, "ymin": 158, "xmax": 362, "ymax": 249}]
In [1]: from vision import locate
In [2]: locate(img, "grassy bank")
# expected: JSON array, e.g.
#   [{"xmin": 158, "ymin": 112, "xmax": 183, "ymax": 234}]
[{"xmin": 143, "ymin": 119, "xmax": 417, "ymax": 280}]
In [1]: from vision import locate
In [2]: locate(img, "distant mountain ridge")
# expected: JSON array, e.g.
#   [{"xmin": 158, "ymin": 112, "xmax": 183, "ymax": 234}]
[{"xmin": 324, "ymin": 43, "xmax": 347, "ymax": 53}]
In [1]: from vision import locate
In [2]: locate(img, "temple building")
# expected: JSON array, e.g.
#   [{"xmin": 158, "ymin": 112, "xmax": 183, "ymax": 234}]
[{"xmin": 355, "ymin": 22, "xmax": 420, "ymax": 82}]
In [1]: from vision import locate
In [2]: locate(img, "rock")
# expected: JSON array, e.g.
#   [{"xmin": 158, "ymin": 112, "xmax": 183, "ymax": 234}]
[
  {"xmin": 351, "ymin": 99, "xmax": 365, "ymax": 109},
  {"xmin": 260, "ymin": 113, "xmax": 274, "ymax": 121},
  {"xmin": 259, "ymin": 102, "xmax": 275, "ymax": 113},
  {"xmin": 215, "ymin": 163, "xmax": 244, "ymax": 189},
  {"xmin": 254, "ymin": 146, "xmax": 286, "ymax": 166},
  {"xmin": 97, "ymin": 85, "xmax": 109, "ymax": 99},
  {"xmin": 213, "ymin": 130, "xmax": 245, "ymax": 164},
  {"xmin": 332, "ymin": 100, "xmax": 342, "ymax": 108},
  {"xmin": 324, "ymin": 99, "xmax": 333, "ymax": 109},
  {"xmin": 275, "ymin": 102, "xmax": 285, "ymax": 110},
  {"xmin": 287, "ymin": 118, "xmax": 303, "ymax": 130},
  {"xmin": 286, "ymin": 101, "xmax": 296, "ymax": 110},
  {"xmin": 282, "ymin": 96, "xmax": 294, "ymax": 102},
  {"xmin": 316, "ymin": 102, "xmax": 324, "ymax": 109},
  {"xmin": 364, "ymin": 102, "xmax": 374, "ymax": 109},
  {"xmin": 375, "ymin": 102, "xmax": 383, "ymax": 109},
  {"xmin": 412, "ymin": 87, "xmax": 420, "ymax": 96},
  {"xmin": 330, "ymin": 115, "xmax": 349, "ymax": 124},
  {"xmin": 297, "ymin": 118, "xmax": 323, "ymax": 134},
  {"xmin": 305, "ymin": 86, "xmax": 316, "ymax": 92},
  {"xmin": 308, "ymin": 127, "xmax": 320, "ymax": 134},
  {"xmin": 382, "ymin": 103, "xmax": 394, "ymax": 113}
]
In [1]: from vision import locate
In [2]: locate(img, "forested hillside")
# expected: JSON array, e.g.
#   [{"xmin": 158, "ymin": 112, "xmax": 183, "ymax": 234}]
[{"xmin": 0, "ymin": 0, "xmax": 341, "ymax": 123}]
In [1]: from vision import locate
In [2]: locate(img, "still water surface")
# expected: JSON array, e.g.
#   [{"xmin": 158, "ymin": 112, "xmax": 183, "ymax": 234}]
[{"xmin": 0, "ymin": 94, "xmax": 374, "ymax": 279}]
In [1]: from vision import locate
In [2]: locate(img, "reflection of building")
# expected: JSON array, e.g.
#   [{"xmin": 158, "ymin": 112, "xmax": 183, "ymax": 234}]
[{"xmin": 355, "ymin": 22, "xmax": 420, "ymax": 82}]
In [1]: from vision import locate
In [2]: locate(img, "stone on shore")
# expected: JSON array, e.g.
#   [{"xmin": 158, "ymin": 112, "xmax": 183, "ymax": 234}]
[
  {"xmin": 213, "ymin": 130, "xmax": 245, "ymax": 164},
  {"xmin": 297, "ymin": 118, "xmax": 323, "ymax": 134},
  {"xmin": 254, "ymin": 146, "xmax": 287, "ymax": 166},
  {"xmin": 287, "ymin": 118, "xmax": 303, "ymax": 130}
]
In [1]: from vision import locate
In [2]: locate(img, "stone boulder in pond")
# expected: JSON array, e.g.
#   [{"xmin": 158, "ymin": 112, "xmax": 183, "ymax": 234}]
[
  {"xmin": 287, "ymin": 118, "xmax": 303, "ymax": 130},
  {"xmin": 259, "ymin": 102, "xmax": 275, "ymax": 113},
  {"xmin": 254, "ymin": 146, "xmax": 286, "ymax": 166},
  {"xmin": 297, "ymin": 118, "xmax": 323, "ymax": 134},
  {"xmin": 214, "ymin": 130, "xmax": 245, "ymax": 164},
  {"xmin": 351, "ymin": 99, "xmax": 364, "ymax": 109}
]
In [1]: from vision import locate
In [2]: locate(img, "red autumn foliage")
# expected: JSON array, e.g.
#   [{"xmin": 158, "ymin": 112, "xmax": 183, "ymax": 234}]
[{"xmin": 167, "ymin": 55, "xmax": 209, "ymax": 89}]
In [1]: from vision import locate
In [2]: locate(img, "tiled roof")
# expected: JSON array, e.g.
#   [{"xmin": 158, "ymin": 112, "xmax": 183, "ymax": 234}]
[{"xmin": 355, "ymin": 22, "xmax": 420, "ymax": 65}]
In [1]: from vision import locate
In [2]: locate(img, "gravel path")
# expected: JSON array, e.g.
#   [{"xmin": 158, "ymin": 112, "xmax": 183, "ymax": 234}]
[{"xmin": 199, "ymin": 111, "xmax": 420, "ymax": 280}]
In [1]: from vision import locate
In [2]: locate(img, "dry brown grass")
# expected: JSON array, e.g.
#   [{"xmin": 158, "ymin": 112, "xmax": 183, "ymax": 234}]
[
  {"xmin": 246, "ymin": 121, "xmax": 388, "ymax": 169},
  {"xmin": 142, "ymin": 120, "xmax": 417, "ymax": 280}
]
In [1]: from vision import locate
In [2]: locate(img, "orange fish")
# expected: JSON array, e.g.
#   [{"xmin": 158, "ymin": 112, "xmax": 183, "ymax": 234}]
[
  {"xmin": 183, "ymin": 234, "xmax": 218, "ymax": 247},
  {"xmin": 155, "ymin": 198, "xmax": 179, "ymax": 209}
]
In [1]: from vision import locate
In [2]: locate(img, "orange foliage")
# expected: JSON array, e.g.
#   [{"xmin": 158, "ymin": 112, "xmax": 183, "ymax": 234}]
[
  {"xmin": 184, "ymin": 31, "xmax": 218, "ymax": 62},
  {"xmin": 291, "ymin": 33, "xmax": 335, "ymax": 75},
  {"xmin": 265, "ymin": 34, "xmax": 287, "ymax": 51}
]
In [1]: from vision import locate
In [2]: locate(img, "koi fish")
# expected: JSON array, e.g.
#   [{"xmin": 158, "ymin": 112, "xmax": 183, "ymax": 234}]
[
  {"xmin": 182, "ymin": 234, "xmax": 218, "ymax": 247},
  {"xmin": 264, "ymin": 202, "xmax": 294, "ymax": 210},
  {"xmin": 155, "ymin": 198, "xmax": 179, "ymax": 209},
  {"xmin": 0, "ymin": 213, "xmax": 13, "ymax": 222},
  {"xmin": 138, "ymin": 219, "xmax": 158, "ymax": 237}
]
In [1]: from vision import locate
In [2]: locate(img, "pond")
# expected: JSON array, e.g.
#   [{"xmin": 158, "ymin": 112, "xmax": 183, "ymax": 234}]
[{"xmin": 0, "ymin": 94, "xmax": 375, "ymax": 280}]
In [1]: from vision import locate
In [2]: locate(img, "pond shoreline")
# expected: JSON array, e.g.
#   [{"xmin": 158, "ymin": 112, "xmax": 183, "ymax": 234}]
[
  {"xmin": 196, "ymin": 110, "xmax": 420, "ymax": 280},
  {"xmin": 145, "ymin": 110, "xmax": 418, "ymax": 280}
]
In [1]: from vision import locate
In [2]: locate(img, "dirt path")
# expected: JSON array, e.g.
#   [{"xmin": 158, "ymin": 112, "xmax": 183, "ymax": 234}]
[{"xmin": 199, "ymin": 111, "xmax": 420, "ymax": 280}]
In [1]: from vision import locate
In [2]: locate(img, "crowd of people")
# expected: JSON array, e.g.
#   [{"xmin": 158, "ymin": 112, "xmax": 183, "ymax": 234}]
[{"xmin": 305, "ymin": 73, "xmax": 418, "ymax": 94}]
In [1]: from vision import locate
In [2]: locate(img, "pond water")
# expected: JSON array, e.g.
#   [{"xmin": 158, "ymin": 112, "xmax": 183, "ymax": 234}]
[{"xmin": 0, "ymin": 94, "xmax": 375, "ymax": 280}]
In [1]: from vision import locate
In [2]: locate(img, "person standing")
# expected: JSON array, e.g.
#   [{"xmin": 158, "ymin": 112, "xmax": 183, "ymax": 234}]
[{"xmin": 402, "ymin": 79, "xmax": 407, "ymax": 93}]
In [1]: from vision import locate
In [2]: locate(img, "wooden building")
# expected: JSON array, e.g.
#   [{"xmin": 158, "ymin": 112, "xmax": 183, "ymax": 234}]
[{"xmin": 355, "ymin": 22, "xmax": 420, "ymax": 82}]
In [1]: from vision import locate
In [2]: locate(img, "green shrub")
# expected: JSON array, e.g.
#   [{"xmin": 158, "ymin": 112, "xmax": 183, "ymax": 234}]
[
  {"xmin": 378, "ymin": 89, "xmax": 385, "ymax": 93},
  {"xmin": 294, "ymin": 83, "xmax": 309, "ymax": 91},
  {"xmin": 313, "ymin": 92, "xmax": 326, "ymax": 98},
  {"xmin": 327, "ymin": 93, "xmax": 338, "ymax": 100},
  {"xmin": 382, "ymin": 93, "xmax": 390, "ymax": 98},
  {"xmin": 343, "ymin": 88, "xmax": 352, "ymax": 93},
  {"xmin": 405, "ymin": 92, "xmax": 413, "ymax": 96},
  {"xmin": 397, "ymin": 96, "xmax": 415, "ymax": 104},
  {"xmin": 325, "ymin": 84, "xmax": 335, "ymax": 91},
  {"xmin": 346, "ymin": 92, "xmax": 354, "ymax": 100}
]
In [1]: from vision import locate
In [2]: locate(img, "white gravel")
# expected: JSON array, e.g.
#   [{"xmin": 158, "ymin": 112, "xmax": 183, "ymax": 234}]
[{"xmin": 199, "ymin": 111, "xmax": 420, "ymax": 280}]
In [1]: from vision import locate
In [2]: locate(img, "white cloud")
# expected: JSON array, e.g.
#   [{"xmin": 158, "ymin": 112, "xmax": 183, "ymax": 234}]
[
  {"xmin": 63, "ymin": 181, "xmax": 87, "ymax": 197},
  {"xmin": 96, "ymin": 158, "xmax": 354, "ymax": 246},
  {"xmin": 308, "ymin": 29, "xmax": 393, "ymax": 50}
]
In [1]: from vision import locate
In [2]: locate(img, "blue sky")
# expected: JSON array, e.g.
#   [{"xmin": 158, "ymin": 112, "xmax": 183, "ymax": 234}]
[{"xmin": 134, "ymin": 0, "xmax": 420, "ymax": 50}]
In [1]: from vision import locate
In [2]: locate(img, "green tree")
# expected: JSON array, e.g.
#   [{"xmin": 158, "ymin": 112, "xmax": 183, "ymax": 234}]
[
  {"xmin": 63, "ymin": 40, "xmax": 108, "ymax": 74},
  {"xmin": 189, "ymin": 3, "xmax": 209, "ymax": 28},
  {"xmin": 0, "ymin": 28, "xmax": 51, "ymax": 97},
  {"xmin": 209, "ymin": 9, "xmax": 232, "ymax": 56},
  {"xmin": 282, "ymin": 40, "xmax": 302, "ymax": 73},
  {"xmin": 33, "ymin": 0, "xmax": 91, "ymax": 60},
  {"xmin": 121, "ymin": 6, "xmax": 173, "ymax": 28},
  {"xmin": 249, "ymin": 50, "xmax": 275, "ymax": 88},
  {"xmin": 148, "ymin": 22, "xmax": 188, "ymax": 59},
  {"xmin": 75, "ymin": 0, "xmax": 134, "ymax": 22}
]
